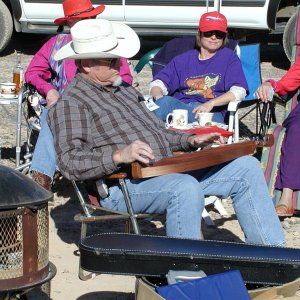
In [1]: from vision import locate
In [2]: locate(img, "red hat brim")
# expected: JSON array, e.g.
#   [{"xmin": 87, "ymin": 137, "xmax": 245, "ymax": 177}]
[{"xmin": 54, "ymin": 4, "xmax": 105, "ymax": 25}]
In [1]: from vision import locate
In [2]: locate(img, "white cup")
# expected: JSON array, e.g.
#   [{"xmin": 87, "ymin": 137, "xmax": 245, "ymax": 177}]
[
  {"xmin": 0, "ymin": 82, "xmax": 16, "ymax": 98},
  {"xmin": 197, "ymin": 112, "xmax": 213, "ymax": 127},
  {"xmin": 166, "ymin": 109, "xmax": 188, "ymax": 129}
]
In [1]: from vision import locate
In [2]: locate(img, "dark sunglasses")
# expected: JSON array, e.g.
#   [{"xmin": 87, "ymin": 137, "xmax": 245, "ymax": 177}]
[
  {"xmin": 97, "ymin": 58, "xmax": 119, "ymax": 68},
  {"xmin": 202, "ymin": 30, "xmax": 226, "ymax": 39}
]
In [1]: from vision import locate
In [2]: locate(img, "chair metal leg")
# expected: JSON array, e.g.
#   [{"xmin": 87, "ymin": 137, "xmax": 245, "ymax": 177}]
[
  {"xmin": 213, "ymin": 199, "xmax": 228, "ymax": 216},
  {"xmin": 202, "ymin": 209, "xmax": 215, "ymax": 227},
  {"xmin": 125, "ymin": 219, "xmax": 131, "ymax": 233},
  {"xmin": 80, "ymin": 222, "xmax": 88, "ymax": 240},
  {"xmin": 234, "ymin": 110, "xmax": 239, "ymax": 143},
  {"xmin": 15, "ymin": 87, "xmax": 26, "ymax": 168},
  {"xmin": 119, "ymin": 178, "xmax": 140, "ymax": 235},
  {"xmin": 71, "ymin": 180, "xmax": 92, "ymax": 217},
  {"xmin": 78, "ymin": 265, "xmax": 97, "ymax": 281}
]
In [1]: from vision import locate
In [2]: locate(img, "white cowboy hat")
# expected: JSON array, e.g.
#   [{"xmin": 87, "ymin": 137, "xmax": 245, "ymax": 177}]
[{"xmin": 54, "ymin": 19, "xmax": 140, "ymax": 60}]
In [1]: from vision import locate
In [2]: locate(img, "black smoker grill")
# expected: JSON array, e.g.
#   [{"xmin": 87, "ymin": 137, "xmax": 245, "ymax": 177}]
[{"xmin": 0, "ymin": 165, "xmax": 56, "ymax": 298}]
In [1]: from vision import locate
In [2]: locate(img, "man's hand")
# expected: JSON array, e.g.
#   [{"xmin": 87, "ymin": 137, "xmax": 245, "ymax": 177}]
[
  {"xmin": 113, "ymin": 140, "xmax": 155, "ymax": 165},
  {"xmin": 46, "ymin": 89, "xmax": 60, "ymax": 107},
  {"xmin": 188, "ymin": 133, "xmax": 225, "ymax": 148},
  {"xmin": 255, "ymin": 82, "xmax": 273, "ymax": 103},
  {"xmin": 192, "ymin": 101, "xmax": 214, "ymax": 115}
]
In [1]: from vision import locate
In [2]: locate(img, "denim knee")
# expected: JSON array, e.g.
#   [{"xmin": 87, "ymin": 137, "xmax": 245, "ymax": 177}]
[
  {"xmin": 165, "ymin": 174, "xmax": 204, "ymax": 239},
  {"xmin": 233, "ymin": 156, "xmax": 260, "ymax": 173},
  {"xmin": 172, "ymin": 175, "xmax": 204, "ymax": 208}
]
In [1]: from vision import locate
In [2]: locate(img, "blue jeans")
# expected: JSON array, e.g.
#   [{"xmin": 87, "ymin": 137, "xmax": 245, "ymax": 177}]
[
  {"xmin": 154, "ymin": 96, "xmax": 224, "ymax": 124},
  {"xmin": 101, "ymin": 156, "xmax": 285, "ymax": 246},
  {"xmin": 30, "ymin": 107, "xmax": 57, "ymax": 179}
]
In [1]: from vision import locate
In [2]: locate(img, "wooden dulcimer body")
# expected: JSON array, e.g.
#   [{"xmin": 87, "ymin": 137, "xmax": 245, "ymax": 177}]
[{"xmin": 132, "ymin": 137, "xmax": 273, "ymax": 179}]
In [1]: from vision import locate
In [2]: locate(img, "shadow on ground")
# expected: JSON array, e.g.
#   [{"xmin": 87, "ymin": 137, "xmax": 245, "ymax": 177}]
[
  {"xmin": 50, "ymin": 177, "xmax": 243, "ymax": 246},
  {"xmin": 0, "ymin": 32, "xmax": 52, "ymax": 57},
  {"xmin": 50, "ymin": 177, "xmax": 166, "ymax": 245}
]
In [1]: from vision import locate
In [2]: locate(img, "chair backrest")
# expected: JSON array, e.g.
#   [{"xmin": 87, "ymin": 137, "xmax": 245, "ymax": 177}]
[
  {"xmin": 151, "ymin": 36, "xmax": 197, "ymax": 76},
  {"xmin": 239, "ymin": 43, "xmax": 262, "ymax": 101},
  {"xmin": 134, "ymin": 37, "xmax": 261, "ymax": 101},
  {"xmin": 134, "ymin": 37, "xmax": 259, "ymax": 103},
  {"xmin": 149, "ymin": 36, "xmax": 239, "ymax": 77},
  {"xmin": 134, "ymin": 48, "xmax": 161, "ymax": 74}
]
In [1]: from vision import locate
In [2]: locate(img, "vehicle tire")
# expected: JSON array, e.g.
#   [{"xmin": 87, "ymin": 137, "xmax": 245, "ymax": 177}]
[
  {"xmin": 0, "ymin": 0, "xmax": 13, "ymax": 53},
  {"xmin": 283, "ymin": 11, "xmax": 297, "ymax": 62}
]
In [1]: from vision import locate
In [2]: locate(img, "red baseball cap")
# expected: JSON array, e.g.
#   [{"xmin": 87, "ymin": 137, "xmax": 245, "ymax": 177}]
[
  {"xmin": 54, "ymin": 0, "xmax": 105, "ymax": 25},
  {"xmin": 199, "ymin": 11, "xmax": 228, "ymax": 33}
]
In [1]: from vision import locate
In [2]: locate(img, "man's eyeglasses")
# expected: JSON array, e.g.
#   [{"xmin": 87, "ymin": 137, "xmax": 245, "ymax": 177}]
[
  {"xmin": 202, "ymin": 30, "xmax": 226, "ymax": 39},
  {"xmin": 97, "ymin": 58, "xmax": 119, "ymax": 68}
]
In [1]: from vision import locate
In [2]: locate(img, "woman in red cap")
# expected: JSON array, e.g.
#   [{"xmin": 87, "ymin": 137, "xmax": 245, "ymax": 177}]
[
  {"xmin": 149, "ymin": 11, "xmax": 248, "ymax": 125},
  {"xmin": 24, "ymin": 0, "xmax": 133, "ymax": 190}
]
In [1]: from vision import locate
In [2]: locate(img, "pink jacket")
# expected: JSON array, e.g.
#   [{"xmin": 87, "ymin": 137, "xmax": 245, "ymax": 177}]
[
  {"xmin": 25, "ymin": 34, "xmax": 133, "ymax": 98},
  {"xmin": 268, "ymin": 58, "xmax": 300, "ymax": 95}
]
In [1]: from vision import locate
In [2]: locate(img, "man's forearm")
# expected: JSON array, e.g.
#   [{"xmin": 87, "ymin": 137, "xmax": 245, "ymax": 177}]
[
  {"xmin": 56, "ymin": 147, "xmax": 119, "ymax": 181},
  {"xmin": 211, "ymin": 91, "xmax": 235, "ymax": 107}
]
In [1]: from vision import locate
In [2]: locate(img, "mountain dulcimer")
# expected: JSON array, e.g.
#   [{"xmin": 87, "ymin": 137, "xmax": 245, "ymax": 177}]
[{"xmin": 131, "ymin": 138, "xmax": 272, "ymax": 178}]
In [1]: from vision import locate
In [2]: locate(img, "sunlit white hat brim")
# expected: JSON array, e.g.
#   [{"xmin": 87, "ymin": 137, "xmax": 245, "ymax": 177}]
[{"xmin": 54, "ymin": 19, "xmax": 140, "ymax": 60}]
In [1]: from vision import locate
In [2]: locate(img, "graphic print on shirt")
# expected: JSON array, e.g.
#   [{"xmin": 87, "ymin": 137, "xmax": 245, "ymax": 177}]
[{"xmin": 185, "ymin": 74, "xmax": 220, "ymax": 99}]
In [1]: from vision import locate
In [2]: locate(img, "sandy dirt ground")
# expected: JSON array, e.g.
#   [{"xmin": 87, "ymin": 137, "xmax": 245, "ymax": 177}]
[{"xmin": 0, "ymin": 33, "xmax": 299, "ymax": 299}]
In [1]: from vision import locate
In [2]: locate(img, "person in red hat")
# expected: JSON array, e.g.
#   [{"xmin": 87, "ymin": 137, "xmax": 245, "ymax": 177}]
[
  {"xmin": 54, "ymin": 0, "xmax": 105, "ymax": 27},
  {"xmin": 149, "ymin": 11, "xmax": 248, "ymax": 125},
  {"xmin": 24, "ymin": 0, "xmax": 134, "ymax": 191}
]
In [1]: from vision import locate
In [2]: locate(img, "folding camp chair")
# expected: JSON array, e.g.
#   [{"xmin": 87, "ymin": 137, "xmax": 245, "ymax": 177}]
[
  {"xmin": 134, "ymin": 40, "xmax": 276, "ymax": 143},
  {"xmin": 15, "ymin": 83, "xmax": 227, "ymax": 250},
  {"xmin": 237, "ymin": 43, "xmax": 277, "ymax": 140},
  {"xmin": 132, "ymin": 39, "xmax": 244, "ymax": 223},
  {"xmin": 77, "ymin": 138, "xmax": 277, "ymax": 282},
  {"xmin": 260, "ymin": 6, "xmax": 300, "ymax": 212}
]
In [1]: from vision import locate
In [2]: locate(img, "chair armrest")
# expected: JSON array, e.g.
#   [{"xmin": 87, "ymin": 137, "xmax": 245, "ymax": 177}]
[
  {"xmin": 227, "ymin": 100, "xmax": 241, "ymax": 112},
  {"xmin": 106, "ymin": 172, "xmax": 128, "ymax": 180},
  {"xmin": 227, "ymin": 100, "xmax": 242, "ymax": 143}
]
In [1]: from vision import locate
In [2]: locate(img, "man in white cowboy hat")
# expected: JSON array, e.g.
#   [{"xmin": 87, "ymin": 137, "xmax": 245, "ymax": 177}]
[
  {"xmin": 25, "ymin": 0, "xmax": 133, "ymax": 191},
  {"xmin": 47, "ymin": 19, "xmax": 285, "ymax": 245}
]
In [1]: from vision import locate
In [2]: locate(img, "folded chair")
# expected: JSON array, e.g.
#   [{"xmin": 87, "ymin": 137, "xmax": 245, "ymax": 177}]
[
  {"xmin": 261, "ymin": 6, "xmax": 300, "ymax": 212},
  {"xmin": 12, "ymin": 84, "xmax": 40, "ymax": 175}
]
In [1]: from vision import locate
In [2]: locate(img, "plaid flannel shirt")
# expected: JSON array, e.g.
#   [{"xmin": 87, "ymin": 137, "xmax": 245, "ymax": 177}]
[{"xmin": 47, "ymin": 74, "xmax": 193, "ymax": 180}]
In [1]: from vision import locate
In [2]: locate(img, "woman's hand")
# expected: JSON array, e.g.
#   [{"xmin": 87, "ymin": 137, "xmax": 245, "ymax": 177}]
[
  {"xmin": 113, "ymin": 140, "xmax": 155, "ymax": 165},
  {"xmin": 150, "ymin": 86, "xmax": 164, "ymax": 100},
  {"xmin": 46, "ymin": 89, "xmax": 60, "ymax": 107},
  {"xmin": 255, "ymin": 82, "xmax": 273, "ymax": 103},
  {"xmin": 192, "ymin": 101, "xmax": 214, "ymax": 115}
]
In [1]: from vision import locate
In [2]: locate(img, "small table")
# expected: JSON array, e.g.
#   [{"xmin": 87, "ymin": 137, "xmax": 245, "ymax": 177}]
[{"xmin": 0, "ymin": 88, "xmax": 24, "ymax": 167}]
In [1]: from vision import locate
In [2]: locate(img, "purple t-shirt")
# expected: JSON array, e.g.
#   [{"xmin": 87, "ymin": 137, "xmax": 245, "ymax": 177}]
[{"xmin": 154, "ymin": 47, "xmax": 248, "ymax": 105}]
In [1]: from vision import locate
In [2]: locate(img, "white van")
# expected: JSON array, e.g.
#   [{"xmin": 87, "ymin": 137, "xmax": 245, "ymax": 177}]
[{"xmin": 0, "ymin": 0, "xmax": 297, "ymax": 57}]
